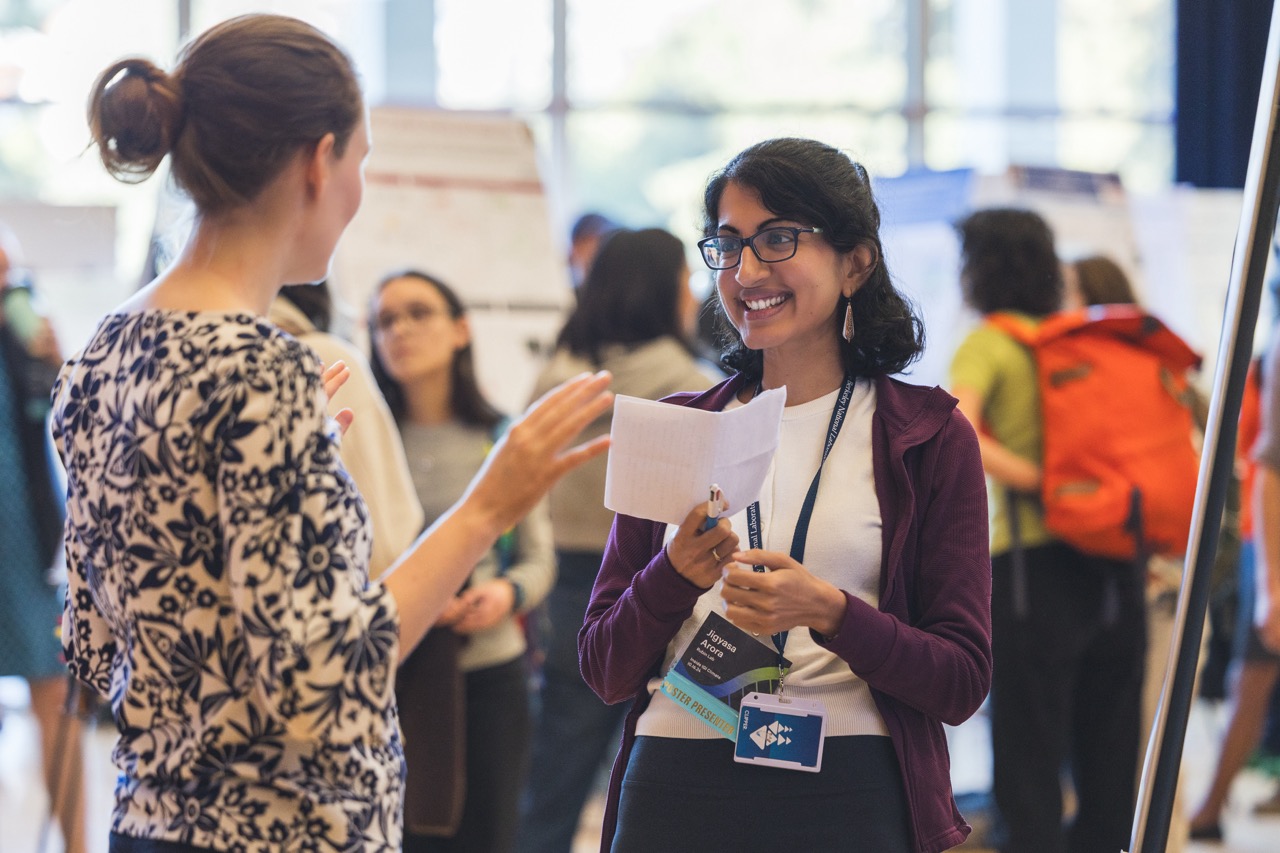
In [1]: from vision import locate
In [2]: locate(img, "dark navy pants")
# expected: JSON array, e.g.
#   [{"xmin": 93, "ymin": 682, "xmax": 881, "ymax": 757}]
[{"xmin": 611, "ymin": 735, "xmax": 913, "ymax": 852}]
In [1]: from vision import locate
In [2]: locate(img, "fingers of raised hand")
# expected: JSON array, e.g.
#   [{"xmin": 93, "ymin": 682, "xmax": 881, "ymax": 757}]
[
  {"xmin": 548, "ymin": 433, "xmax": 611, "ymax": 479},
  {"xmin": 519, "ymin": 371, "xmax": 613, "ymax": 449},
  {"xmin": 322, "ymin": 360, "xmax": 350, "ymax": 399},
  {"xmin": 499, "ymin": 372, "xmax": 613, "ymax": 481},
  {"xmin": 332, "ymin": 408, "xmax": 354, "ymax": 437}
]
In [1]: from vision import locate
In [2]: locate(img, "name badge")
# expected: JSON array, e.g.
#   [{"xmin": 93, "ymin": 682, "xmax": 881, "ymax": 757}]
[{"xmin": 733, "ymin": 692, "xmax": 827, "ymax": 773}]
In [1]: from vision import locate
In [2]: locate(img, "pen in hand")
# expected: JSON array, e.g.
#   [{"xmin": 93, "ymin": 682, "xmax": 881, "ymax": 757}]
[{"xmin": 703, "ymin": 484, "xmax": 725, "ymax": 532}]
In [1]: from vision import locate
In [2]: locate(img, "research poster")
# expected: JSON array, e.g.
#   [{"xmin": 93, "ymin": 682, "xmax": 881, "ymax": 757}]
[
  {"xmin": 874, "ymin": 166, "xmax": 1243, "ymax": 389},
  {"xmin": 332, "ymin": 107, "xmax": 571, "ymax": 413}
]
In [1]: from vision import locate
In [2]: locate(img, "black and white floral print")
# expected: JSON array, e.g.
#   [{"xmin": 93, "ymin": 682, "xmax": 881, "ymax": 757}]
[{"xmin": 52, "ymin": 311, "xmax": 405, "ymax": 851}]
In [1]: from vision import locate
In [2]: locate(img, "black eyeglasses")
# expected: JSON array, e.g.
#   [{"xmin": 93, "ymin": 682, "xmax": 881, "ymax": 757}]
[{"xmin": 697, "ymin": 226, "xmax": 822, "ymax": 270}]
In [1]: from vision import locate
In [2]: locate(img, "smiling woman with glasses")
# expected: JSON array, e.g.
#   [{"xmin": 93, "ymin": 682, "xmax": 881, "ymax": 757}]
[{"xmin": 580, "ymin": 138, "xmax": 993, "ymax": 853}]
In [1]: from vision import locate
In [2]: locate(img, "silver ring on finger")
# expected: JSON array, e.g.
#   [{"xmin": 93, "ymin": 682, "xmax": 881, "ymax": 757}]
[{"xmin": 712, "ymin": 548, "xmax": 721, "ymax": 562}]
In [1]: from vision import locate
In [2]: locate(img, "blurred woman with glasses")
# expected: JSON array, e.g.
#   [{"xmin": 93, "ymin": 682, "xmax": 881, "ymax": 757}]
[
  {"xmin": 59, "ymin": 15, "xmax": 610, "ymax": 851},
  {"xmin": 369, "ymin": 270, "xmax": 555, "ymax": 853},
  {"xmin": 579, "ymin": 138, "xmax": 992, "ymax": 852},
  {"xmin": 518, "ymin": 228, "xmax": 722, "ymax": 853}
]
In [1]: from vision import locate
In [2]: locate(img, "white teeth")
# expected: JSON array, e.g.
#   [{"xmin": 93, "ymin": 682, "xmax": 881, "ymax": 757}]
[{"xmin": 744, "ymin": 294, "xmax": 786, "ymax": 311}]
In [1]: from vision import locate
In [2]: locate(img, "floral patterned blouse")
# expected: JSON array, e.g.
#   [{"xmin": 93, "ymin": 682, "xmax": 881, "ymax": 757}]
[{"xmin": 52, "ymin": 311, "xmax": 405, "ymax": 851}]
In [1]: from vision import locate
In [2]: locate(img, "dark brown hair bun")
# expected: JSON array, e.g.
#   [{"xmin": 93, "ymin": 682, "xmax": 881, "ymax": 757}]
[
  {"xmin": 87, "ymin": 58, "xmax": 184, "ymax": 183},
  {"xmin": 84, "ymin": 14, "xmax": 362, "ymax": 215}
]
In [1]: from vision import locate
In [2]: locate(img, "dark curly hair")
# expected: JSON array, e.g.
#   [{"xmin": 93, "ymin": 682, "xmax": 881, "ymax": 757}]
[
  {"xmin": 955, "ymin": 208, "xmax": 1062, "ymax": 315},
  {"xmin": 702, "ymin": 138, "xmax": 924, "ymax": 380}
]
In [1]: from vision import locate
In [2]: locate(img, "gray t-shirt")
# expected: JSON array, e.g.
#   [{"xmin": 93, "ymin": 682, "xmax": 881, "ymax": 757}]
[{"xmin": 399, "ymin": 420, "xmax": 555, "ymax": 671}]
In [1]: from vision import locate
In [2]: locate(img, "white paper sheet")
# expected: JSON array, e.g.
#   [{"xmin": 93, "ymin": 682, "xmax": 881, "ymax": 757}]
[{"xmin": 604, "ymin": 388, "xmax": 787, "ymax": 525}]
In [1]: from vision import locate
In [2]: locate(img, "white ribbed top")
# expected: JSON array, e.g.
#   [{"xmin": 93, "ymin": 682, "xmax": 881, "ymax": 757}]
[{"xmin": 636, "ymin": 380, "xmax": 889, "ymax": 740}]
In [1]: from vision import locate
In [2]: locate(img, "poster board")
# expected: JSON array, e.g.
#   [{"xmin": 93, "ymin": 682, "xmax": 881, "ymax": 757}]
[
  {"xmin": 873, "ymin": 168, "xmax": 975, "ymax": 389},
  {"xmin": 332, "ymin": 107, "xmax": 571, "ymax": 413},
  {"xmin": 874, "ymin": 166, "xmax": 1243, "ymax": 389}
]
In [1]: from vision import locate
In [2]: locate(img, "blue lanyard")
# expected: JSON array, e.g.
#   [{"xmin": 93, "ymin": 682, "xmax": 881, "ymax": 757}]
[{"xmin": 745, "ymin": 376, "xmax": 855, "ymax": 686}]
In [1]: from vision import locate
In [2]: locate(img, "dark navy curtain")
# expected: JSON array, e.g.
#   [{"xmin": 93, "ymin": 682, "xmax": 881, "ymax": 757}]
[{"xmin": 1176, "ymin": 0, "xmax": 1275, "ymax": 188}]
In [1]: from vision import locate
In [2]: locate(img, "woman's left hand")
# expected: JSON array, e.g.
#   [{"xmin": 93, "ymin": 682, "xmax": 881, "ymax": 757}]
[
  {"xmin": 721, "ymin": 550, "xmax": 847, "ymax": 639},
  {"xmin": 448, "ymin": 579, "xmax": 518, "ymax": 635},
  {"xmin": 321, "ymin": 360, "xmax": 355, "ymax": 436}
]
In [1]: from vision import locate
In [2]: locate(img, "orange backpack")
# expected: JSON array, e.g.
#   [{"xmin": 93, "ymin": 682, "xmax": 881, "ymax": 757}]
[{"xmin": 988, "ymin": 306, "xmax": 1202, "ymax": 561}]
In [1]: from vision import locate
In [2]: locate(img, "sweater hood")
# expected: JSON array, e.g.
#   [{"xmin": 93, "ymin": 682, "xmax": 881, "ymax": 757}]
[{"xmin": 542, "ymin": 339, "xmax": 722, "ymax": 403}]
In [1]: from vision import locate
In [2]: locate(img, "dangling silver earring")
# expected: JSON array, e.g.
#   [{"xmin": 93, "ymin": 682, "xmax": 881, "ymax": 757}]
[{"xmin": 842, "ymin": 299, "xmax": 855, "ymax": 342}]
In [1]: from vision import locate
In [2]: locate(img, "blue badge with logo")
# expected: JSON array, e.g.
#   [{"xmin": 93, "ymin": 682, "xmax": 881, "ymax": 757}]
[{"xmin": 733, "ymin": 692, "xmax": 826, "ymax": 772}]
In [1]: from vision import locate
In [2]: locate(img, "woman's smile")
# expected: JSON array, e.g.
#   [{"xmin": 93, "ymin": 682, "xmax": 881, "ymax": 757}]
[{"xmin": 740, "ymin": 291, "xmax": 791, "ymax": 315}]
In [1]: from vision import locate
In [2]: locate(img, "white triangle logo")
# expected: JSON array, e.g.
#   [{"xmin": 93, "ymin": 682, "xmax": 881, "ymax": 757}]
[{"xmin": 749, "ymin": 720, "xmax": 794, "ymax": 750}]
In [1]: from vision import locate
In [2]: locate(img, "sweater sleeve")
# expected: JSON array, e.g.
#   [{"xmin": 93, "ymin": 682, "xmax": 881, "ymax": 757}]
[
  {"xmin": 578, "ymin": 513, "xmax": 709, "ymax": 705},
  {"xmin": 812, "ymin": 407, "xmax": 993, "ymax": 726},
  {"xmin": 213, "ymin": 340, "xmax": 401, "ymax": 741}
]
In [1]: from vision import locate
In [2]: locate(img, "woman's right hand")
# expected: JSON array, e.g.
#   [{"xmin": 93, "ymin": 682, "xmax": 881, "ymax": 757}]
[
  {"xmin": 464, "ymin": 371, "xmax": 614, "ymax": 536},
  {"xmin": 666, "ymin": 502, "xmax": 739, "ymax": 589}
]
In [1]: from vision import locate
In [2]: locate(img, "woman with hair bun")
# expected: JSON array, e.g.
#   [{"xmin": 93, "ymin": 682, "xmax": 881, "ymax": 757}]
[{"xmin": 55, "ymin": 14, "xmax": 611, "ymax": 852}]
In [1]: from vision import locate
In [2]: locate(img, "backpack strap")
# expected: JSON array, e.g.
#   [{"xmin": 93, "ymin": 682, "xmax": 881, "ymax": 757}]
[{"xmin": 986, "ymin": 312, "xmax": 1040, "ymax": 348}]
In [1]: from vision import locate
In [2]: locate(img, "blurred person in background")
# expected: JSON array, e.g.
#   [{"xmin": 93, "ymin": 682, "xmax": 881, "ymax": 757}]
[
  {"xmin": 1061, "ymin": 253, "xmax": 1197, "ymax": 853},
  {"xmin": 567, "ymin": 212, "xmax": 620, "ymax": 289},
  {"xmin": 950, "ymin": 212, "xmax": 1144, "ymax": 853},
  {"xmin": 1188, "ymin": 255, "xmax": 1280, "ymax": 840},
  {"xmin": 0, "ymin": 223, "xmax": 86, "ymax": 853},
  {"xmin": 518, "ymin": 228, "xmax": 721, "ymax": 853},
  {"xmin": 370, "ymin": 269, "xmax": 556, "ymax": 853}
]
